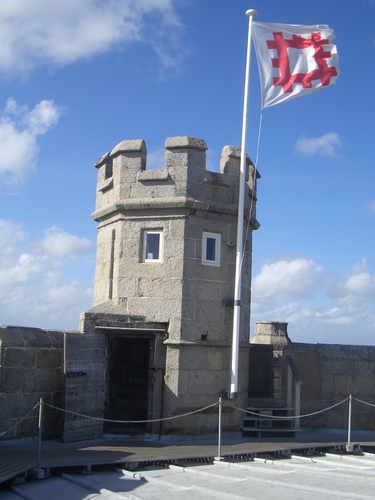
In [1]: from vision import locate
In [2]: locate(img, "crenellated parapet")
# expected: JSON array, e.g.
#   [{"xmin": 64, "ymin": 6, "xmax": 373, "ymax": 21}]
[{"xmin": 93, "ymin": 136, "xmax": 260, "ymax": 226}]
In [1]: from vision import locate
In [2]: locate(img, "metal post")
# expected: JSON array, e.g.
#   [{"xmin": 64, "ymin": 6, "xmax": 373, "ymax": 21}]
[
  {"xmin": 286, "ymin": 363, "xmax": 292, "ymax": 408},
  {"xmin": 346, "ymin": 394, "xmax": 353, "ymax": 453},
  {"xmin": 37, "ymin": 397, "xmax": 43, "ymax": 469},
  {"xmin": 228, "ymin": 8, "xmax": 257, "ymax": 398},
  {"xmin": 295, "ymin": 382, "xmax": 301, "ymax": 430},
  {"xmin": 215, "ymin": 397, "xmax": 224, "ymax": 461}
]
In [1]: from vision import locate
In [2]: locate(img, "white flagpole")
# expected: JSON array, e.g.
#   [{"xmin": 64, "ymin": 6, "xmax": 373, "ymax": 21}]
[{"xmin": 228, "ymin": 8, "xmax": 257, "ymax": 399}]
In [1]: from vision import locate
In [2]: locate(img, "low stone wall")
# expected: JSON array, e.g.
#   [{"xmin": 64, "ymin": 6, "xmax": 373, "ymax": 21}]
[
  {"xmin": 0, "ymin": 325, "xmax": 65, "ymax": 441},
  {"xmin": 284, "ymin": 343, "xmax": 375, "ymax": 432},
  {"xmin": 251, "ymin": 322, "xmax": 375, "ymax": 433}
]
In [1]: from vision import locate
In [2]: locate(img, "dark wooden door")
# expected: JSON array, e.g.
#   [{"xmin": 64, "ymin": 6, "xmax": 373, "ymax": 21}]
[{"xmin": 62, "ymin": 333, "xmax": 106, "ymax": 442}]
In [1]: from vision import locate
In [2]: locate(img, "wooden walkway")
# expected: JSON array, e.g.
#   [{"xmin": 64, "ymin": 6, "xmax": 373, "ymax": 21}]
[
  {"xmin": 1, "ymin": 431, "xmax": 375, "ymax": 483},
  {"xmin": 0, "ymin": 460, "xmax": 32, "ymax": 484}
]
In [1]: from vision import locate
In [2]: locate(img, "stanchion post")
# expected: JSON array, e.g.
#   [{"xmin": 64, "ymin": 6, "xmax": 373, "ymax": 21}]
[
  {"xmin": 37, "ymin": 397, "xmax": 43, "ymax": 469},
  {"xmin": 32, "ymin": 397, "xmax": 46, "ymax": 479},
  {"xmin": 215, "ymin": 396, "xmax": 224, "ymax": 461},
  {"xmin": 346, "ymin": 394, "xmax": 354, "ymax": 453}
]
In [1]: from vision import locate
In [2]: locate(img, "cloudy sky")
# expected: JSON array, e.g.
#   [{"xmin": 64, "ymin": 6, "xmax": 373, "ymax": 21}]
[{"xmin": 0, "ymin": 0, "xmax": 374, "ymax": 345}]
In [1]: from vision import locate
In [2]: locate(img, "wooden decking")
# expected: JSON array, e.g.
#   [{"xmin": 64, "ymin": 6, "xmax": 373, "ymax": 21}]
[
  {"xmin": 1, "ymin": 431, "xmax": 375, "ymax": 483},
  {"xmin": 0, "ymin": 460, "xmax": 32, "ymax": 484}
]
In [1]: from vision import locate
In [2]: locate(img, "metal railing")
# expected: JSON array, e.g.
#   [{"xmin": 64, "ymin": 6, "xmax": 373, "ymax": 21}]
[
  {"xmin": 2, "ymin": 394, "xmax": 375, "ymax": 466},
  {"xmin": 286, "ymin": 354, "xmax": 303, "ymax": 429}
]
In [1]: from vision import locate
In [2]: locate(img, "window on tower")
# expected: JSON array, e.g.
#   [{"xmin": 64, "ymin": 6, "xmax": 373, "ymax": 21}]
[
  {"xmin": 202, "ymin": 232, "xmax": 221, "ymax": 267},
  {"xmin": 143, "ymin": 230, "xmax": 163, "ymax": 262}
]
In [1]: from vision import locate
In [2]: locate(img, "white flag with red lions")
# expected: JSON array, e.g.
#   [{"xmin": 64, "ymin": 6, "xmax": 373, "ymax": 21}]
[{"xmin": 251, "ymin": 22, "xmax": 340, "ymax": 108}]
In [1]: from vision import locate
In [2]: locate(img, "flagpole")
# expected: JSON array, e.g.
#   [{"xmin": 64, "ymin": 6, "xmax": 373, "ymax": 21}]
[{"xmin": 228, "ymin": 8, "xmax": 257, "ymax": 399}]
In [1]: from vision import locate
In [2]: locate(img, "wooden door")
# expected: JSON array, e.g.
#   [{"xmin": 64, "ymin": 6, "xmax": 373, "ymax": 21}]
[{"xmin": 62, "ymin": 333, "xmax": 106, "ymax": 442}]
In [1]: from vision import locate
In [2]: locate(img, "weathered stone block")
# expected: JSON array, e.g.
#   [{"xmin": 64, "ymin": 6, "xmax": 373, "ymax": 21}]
[
  {"xmin": 165, "ymin": 347, "xmax": 180, "ymax": 370},
  {"xmin": 137, "ymin": 277, "xmax": 183, "ymax": 299},
  {"xmin": 22, "ymin": 329, "xmax": 53, "ymax": 348},
  {"xmin": 354, "ymin": 360, "xmax": 375, "ymax": 376},
  {"xmin": 0, "ymin": 326, "xmax": 25, "ymax": 348},
  {"xmin": 195, "ymin": 300, "xmax": 225, "ymax": 322},
  {"xmin": 0, "ymin": 392, "xmax": 39, "ymax": 420},
  {"xmin": 126, "ymin": 296, "xmax": 182, "ymax": 323},
  {"xmin": 131, "ymin": 181, "xmax": 176, "ymax": 200},
  {"xmin": 114, "ymin": 278, "xmax": 137, "ymax": 299},
  {"xmin": 36, "ymin": 349, "xmax": 63, "ymax": 369},
  {"xmin": 49, "ymin": 331, "xmax": 64, "ymax": 348},
  {"xmin": 187, "ymin": 369, "xmax": 226, "ymax": 396},
  {"xmin": 4, "ymin": 348, "xmax": 36, "ymax": 368},
  {"xmin": 178, "ymin": 348, "xmax": 208, "ymax": 370},
  {"xmin": 164, "ymin": 369, "xmax": 189, "ymax": 397},
  {"xmin": 0, "ymin": 368, "xmax": 23, "ymax": 393},
  {"xmin": 165, "ymin": 136, "xmax": 207, "ymax": 170},
  {"xmin": 22, "ymin": 369, "xmax": 63, "ymax": 393},
  {"xmin": 207, "ymin": 349, "xmax": 224, "ymax": 370}
]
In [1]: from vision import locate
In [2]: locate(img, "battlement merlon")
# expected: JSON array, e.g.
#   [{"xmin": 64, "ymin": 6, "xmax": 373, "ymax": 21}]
[
  {"xmin": 93, "ymin": 136, "xmax": 261, "ymax": 225},
  {"xmin": 165, "ymin": 136, "xmax": 207, "ymax": 169}
]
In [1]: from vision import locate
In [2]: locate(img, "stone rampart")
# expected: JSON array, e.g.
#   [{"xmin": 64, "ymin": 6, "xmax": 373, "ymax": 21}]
[
  {"xmin": 250, "ymin": 322, "xmax": 375, "ymax": 432},
  {"xmin": 0, "ymin": 325, "xmax": 64, "ymax": 441},
  {"xmin": 284, "ymin": 342, "xmax": 375, "ymax": 431}
]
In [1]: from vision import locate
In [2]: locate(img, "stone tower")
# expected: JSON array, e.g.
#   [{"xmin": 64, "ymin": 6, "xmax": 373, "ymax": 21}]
[{"xmin": 80, "ymin": 136, "xmax": 260, "ymax": 436}]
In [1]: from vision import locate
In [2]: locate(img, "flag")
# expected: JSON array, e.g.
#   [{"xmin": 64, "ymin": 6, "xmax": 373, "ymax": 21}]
[{"xmin": 251, "ymin": 22, "xmax": 339, "ymax": 108}]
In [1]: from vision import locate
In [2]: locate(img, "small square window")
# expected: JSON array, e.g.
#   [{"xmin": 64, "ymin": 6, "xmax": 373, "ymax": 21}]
[
  {"xmin": 143, "ymin": 230, "xmax": 163, "ymax": 262},
  {"xmin": 202, "ymin": 232, "xmax": 221, "ymax": 267}
]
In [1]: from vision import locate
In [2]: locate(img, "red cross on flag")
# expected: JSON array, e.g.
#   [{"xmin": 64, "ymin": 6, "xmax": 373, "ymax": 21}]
[{"xmin": 251, "ymin": 22, "xmax": 339, "ymax": 108}]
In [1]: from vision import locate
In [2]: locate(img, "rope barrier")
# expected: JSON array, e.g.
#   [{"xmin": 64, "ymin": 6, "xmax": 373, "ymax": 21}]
[
  {"xmin": 2, "ymin": 394, "xmax": 375, "ymax": 440},
  {"xmin": 0, "ymin": 402, "xmax": 39, "ymax": 438},
  {"xmin": 43, "ymin": 400, "xmax": 219, "ymax": 424},
  {"xmin": 225, "ymin": 397, "xmax": 349, "ymax": 420},
  {"xmin": 353, "ymin": 397, "xmax": 375, "ymax": 409}
]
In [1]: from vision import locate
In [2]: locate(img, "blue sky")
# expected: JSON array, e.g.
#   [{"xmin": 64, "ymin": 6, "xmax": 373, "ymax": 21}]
[{"xmin": 0, "ymin": 0, "xmax": 374, "ymax": 345}]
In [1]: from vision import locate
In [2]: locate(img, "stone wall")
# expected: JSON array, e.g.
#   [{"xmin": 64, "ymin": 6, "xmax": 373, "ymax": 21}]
[
  {"xmin": 250, "ymin": 322, "xmax": 375, "ymax": 433},
  {"xmin": 284, "ymin": 342, "xmax": 375, "ymax": 431},
  {"xmin": 0, "ymin": 325, "xmax": 64, "ymax": 441}
]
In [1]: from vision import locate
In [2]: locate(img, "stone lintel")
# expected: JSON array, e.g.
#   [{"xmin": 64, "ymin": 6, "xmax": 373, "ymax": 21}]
[{"xmin": 163, "ymin": 340, "xmax": 249, "ymax": 348}]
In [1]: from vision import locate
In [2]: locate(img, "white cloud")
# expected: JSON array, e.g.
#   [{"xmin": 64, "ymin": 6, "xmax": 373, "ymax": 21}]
[
  {"xmin": 344, "ymin": 272, "xmax": 375, "ymax": 298},
  {"xmin": 328, "ymin": 262, "xmax": 375, "ymax": 307},
  {"xmin": 0, "ymin": 219, "xmax": 28, "ymax": 256},
  {"xmin": 0, "ymin": 0, "xmax": 186, "ymax": 79},
  {"xmin": 33, "ymin": 226, "xmax": 92, "ymax": 259},
  {"xmin": 251, "ymin": 257, "xmax": 375, "ymax": 345},
  {"xmin": 252, "ymin": 258, "xmax": 324, "ymax": 301},
  {"xmin": 0, "ymin": 219, "xmax": 94, "ymax": 330},
  {"xmin": 294, "ymin": 132, "xmax": 341, "ymax": 157},
  {"xmin": 0, "ymin": 98, "xmax": 64, "ymax": 184}
]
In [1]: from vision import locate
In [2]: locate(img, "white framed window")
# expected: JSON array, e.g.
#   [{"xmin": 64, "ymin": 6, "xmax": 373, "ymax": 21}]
[
  {"xmin": 202, "ymin": 232, "xmax": 221, "ymax": 267},
  {"xmin": 143, "ymin": 230, "xmax": 163, "ymax": 262}
]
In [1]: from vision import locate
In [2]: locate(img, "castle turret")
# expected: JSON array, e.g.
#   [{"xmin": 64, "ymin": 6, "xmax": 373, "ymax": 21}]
[{"xmin": 80, "ymin": 136, "xmax": 260, "ymax": 436}]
